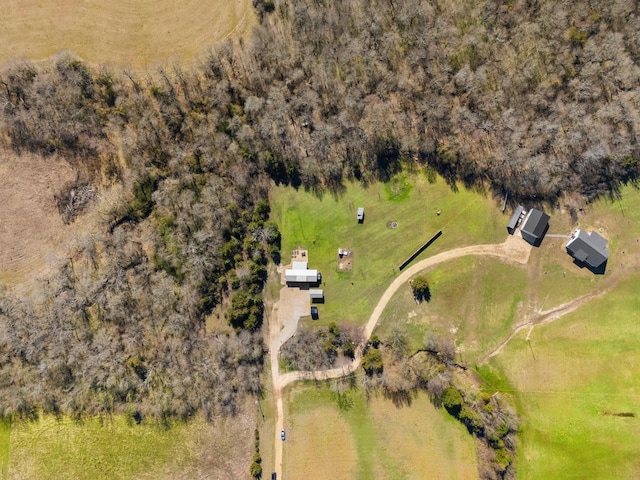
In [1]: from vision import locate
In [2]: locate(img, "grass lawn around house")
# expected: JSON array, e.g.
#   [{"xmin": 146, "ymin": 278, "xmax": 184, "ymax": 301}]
[
  {"xmin": 283, "ymin": 380, "xmax": 478, "ymax": 480},
  {"xmin": 376, "ymin": 256, "xmax": 529, "ymax": 364},
  {"xmin": 272, "ymin": 179, "xmax": 640, "ymax": 479},
  {"xmin": 270, "ymin": 172, "xmax": 506, "ymax": 328},
  {"xmin": 487, "ymin": 275, "xmax": 640, "ymax": 480}
]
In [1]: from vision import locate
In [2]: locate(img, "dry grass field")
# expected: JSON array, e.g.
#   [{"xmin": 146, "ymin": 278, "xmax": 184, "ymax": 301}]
[
  {"xmin": 0, "ymin": 0, "xmax": 256, "ymax": 69},
  {"xmin": 283, "ymin": 382, "xmax": 478, "ymax": 480},
  {"xmin": 0, "ymin": 150, "xmax": 77, "ymax": 284}
]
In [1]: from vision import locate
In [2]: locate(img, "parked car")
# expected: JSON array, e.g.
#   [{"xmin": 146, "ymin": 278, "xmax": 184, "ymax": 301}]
[
  {"xmin": 271, "ymin": 473, "xmax": 277, "ymax": 480},
  {"xmin": 310, "ymin": 306, "xmax": 319, "ymax": 320},
  {"xmin": 280, "ymin": 429, "xmax": 286, "ymax": 441},
  {"xmin": 357, "ymin": 207, "xmax": 365, "ymax": 223}
]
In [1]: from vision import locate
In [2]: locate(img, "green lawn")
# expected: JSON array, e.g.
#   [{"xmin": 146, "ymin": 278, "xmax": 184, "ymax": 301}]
[
  {"xmin": 376, "ymin": 256, "xmax": 528, "ymax": 364},
  {"xmin": 5, "ymin": 411, "xmax": 255, "ymax": 480},
  {"xmin": 270, "ymin": 172, "xmax": 506, "ymax": 327},
  {"xmin": 0, "ymin": 418, "xmax": 9, "ymax": 480},
  {"xmin": 7, "ymin": 416, "xmax": 197, "ymax": 479},
  {"xmin": 283, "ymin": 380, "xmax": 478, "ymax": 480},
  {"xmin": 488, "ymin": 276, "xmax": 640, "ymax": 479},
  {"xmin": 274, "ymin": 179, "xmax": 640, "ymax": 479}
]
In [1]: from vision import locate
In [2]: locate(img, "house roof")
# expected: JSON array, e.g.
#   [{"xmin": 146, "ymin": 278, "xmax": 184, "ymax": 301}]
[
  {"xmin": 521, "ymin": 209, "xmax": 550, "ymax": 239},
  {"xmin": 566, "ymin": 230, "xmax": 609, "ymax": 269}
]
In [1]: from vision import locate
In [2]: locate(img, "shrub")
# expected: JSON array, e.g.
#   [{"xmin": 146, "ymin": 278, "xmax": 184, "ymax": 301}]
[
  {"xmin": 441, "ymin": 387, "xmax": 463, "ymax": 416},
  {"xmin": 362, "ymin": 348, "xmax": 383, "ymax": 375},
  {"xmin": 411, "ymin": 275, "xmax": 431, "ymax": 302}
]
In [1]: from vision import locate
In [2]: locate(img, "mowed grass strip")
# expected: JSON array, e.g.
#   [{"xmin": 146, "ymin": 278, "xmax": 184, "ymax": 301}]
[
  {"xmin": 0, "ymin": 0, "xmax": 256, "ymax": 68},
  {"xmin": 376, "ymin": 256, "xmax": 528, "ymax": 364},
  {"xmin": 283, "ymin": 382, "xmax": 478, "ymax": 480},
  {"xmin": 270, "ymin": 173, "xmax": 506, "ymax": 327},
  {"xmin": 488, "ymin": 275, "xmax": 640, "ymax": 480}
]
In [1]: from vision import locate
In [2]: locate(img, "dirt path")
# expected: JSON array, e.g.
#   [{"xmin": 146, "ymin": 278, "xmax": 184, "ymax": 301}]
[
  {"xmin": 480, "ymin": 273, "xmax": 621, "ymax": 363},
  {"xmin": 269, "ymin": 235, "xmax": 531, "ymax": 478}
]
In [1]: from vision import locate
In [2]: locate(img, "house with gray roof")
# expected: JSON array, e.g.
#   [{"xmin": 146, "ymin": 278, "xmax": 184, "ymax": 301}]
[
  {"xmin": 520, "ymin": 208, "xmax": 549, "ymax": 246},
  {"xmin": 566, "ymin": 229, "xmax": 609, "ymax": 273}
]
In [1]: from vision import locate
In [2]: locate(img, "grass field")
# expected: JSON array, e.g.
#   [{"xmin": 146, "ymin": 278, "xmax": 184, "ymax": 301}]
[
  {"xmin": 478, "ymin": 185, "xmax": 640, "ymax": 479},
  {"xmin": 376, "ymin": 256, "xmax": 529, "ymax": 364},
  {"xmin": 0, "ymin": 151, "xmax": 78, "ymax": 284},
  {"xmin": 0, "ymin": 418, "xmax": 9, "ymax": 480},
  {"xmin": 0, "ymin": 0, "xmax": 256, "ymax": 69},
  {"xmin": 270, "ymin": 172, "xmax": 506, "ymax": 328},
  {"xmin": 283, "ymin": 381, "xmax": 478, "ymax": 480},
  {"xmin": 5, "ymin": 408, "xmax": 255, "ymax": 480},
  {"xmin": 487, "ymin": 276, "xmax": 640, "ymax": 479}
]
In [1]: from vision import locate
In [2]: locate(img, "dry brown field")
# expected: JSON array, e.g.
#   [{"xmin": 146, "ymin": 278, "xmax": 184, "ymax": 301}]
[{"xmin": 0, "ymin": 0, "xmax": 256, "ymax": 69}]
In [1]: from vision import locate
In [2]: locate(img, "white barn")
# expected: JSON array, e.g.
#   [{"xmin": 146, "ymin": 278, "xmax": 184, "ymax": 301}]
[{"xmin": 285, "ymin": 269, "xmax": 319, "ymax": 284}]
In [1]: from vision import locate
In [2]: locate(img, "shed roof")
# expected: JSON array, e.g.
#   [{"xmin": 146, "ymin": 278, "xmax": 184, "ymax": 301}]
[
  {"xmin": 521, "ymin": 209, "xmax": 549, "ymax": 239},
  {"xmin": 292, "ymin": 261, "xmax": 308, "ymax": 270},
  {"xmin": 507, "ymin": 205, "xmax": 524, "ymax": 231}
]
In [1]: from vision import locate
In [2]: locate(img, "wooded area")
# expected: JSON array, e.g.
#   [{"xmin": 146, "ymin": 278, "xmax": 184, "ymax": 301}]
[{"xmin": 0, "ymin": 0, "xmax": 639, "ymax": 426}]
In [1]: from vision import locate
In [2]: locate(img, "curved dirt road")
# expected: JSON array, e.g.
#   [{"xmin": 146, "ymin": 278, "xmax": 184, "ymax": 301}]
[{"xmin": 270, "ymin": 235, "xmax": 531, "ymax": 478}]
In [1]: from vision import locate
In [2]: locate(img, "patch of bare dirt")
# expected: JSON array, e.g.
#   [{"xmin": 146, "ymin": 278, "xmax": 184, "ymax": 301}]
[
  {"xmin": 337, "ymin": 250, "xmax": 353, "ymax": 272},
  {"xmin": 0, "ymin": 149, "xmax": 79, "ymax": 282}
]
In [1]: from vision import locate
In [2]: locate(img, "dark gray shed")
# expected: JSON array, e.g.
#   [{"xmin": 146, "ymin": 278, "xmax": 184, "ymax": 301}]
[
  {"xmin": 520, "ymin": 209, "xmax": 549, "ymax": 246},
  {"xmin": 507, "ymin": 205, "xmax": 524, "ymax": 235}
]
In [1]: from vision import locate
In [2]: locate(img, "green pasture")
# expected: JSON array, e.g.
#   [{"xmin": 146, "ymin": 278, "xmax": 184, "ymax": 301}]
[
  {"xmin": 376, "ymin": 256, "xmax": 528, "ymax": 364},
  {"xmin": 270, "ymin": 172, "xmax": 506, "ymax": 327},
  {"xmin": 4, "ymin": 412, "xmax": 254, "ymax": 480},
  {"xmin": 0, "ymin": 418, "xmax": 9, "ymax": 480},
  {"xmin": 283, "ymin": 380, "xmax": 478, "ymax": 479},
  {"xmin": 487, "ymin": 274, "xmax": 640, "ymax": 479}
]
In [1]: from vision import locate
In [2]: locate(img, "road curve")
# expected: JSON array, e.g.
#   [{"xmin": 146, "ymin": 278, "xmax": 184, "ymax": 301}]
[{"xmin": 270, "ymin": 235, "xmax": 532, "ymax": 478}]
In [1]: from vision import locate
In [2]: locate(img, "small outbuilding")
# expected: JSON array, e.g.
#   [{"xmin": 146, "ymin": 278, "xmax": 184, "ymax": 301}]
[
  {"xmin": 292, "ymin": 260, "xmax": 308, "ymax": 270},
  {"xmin": 357, "ymin": 207, "xmax": 364, "ymax": 223},
  {"xmin": 507, "ymin": 205, "xmax": 524, "ymax": 235},
  {"xmin": 520, "ymin": 208, "xmax": 549, "ymax": 246},
  {"xmin": 309, "ymin": 289, "xmax": 324, "ymax": 303},
  {"xmin": 566, "ymin": 229, "xmax": 609, "ymax": 273}
]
